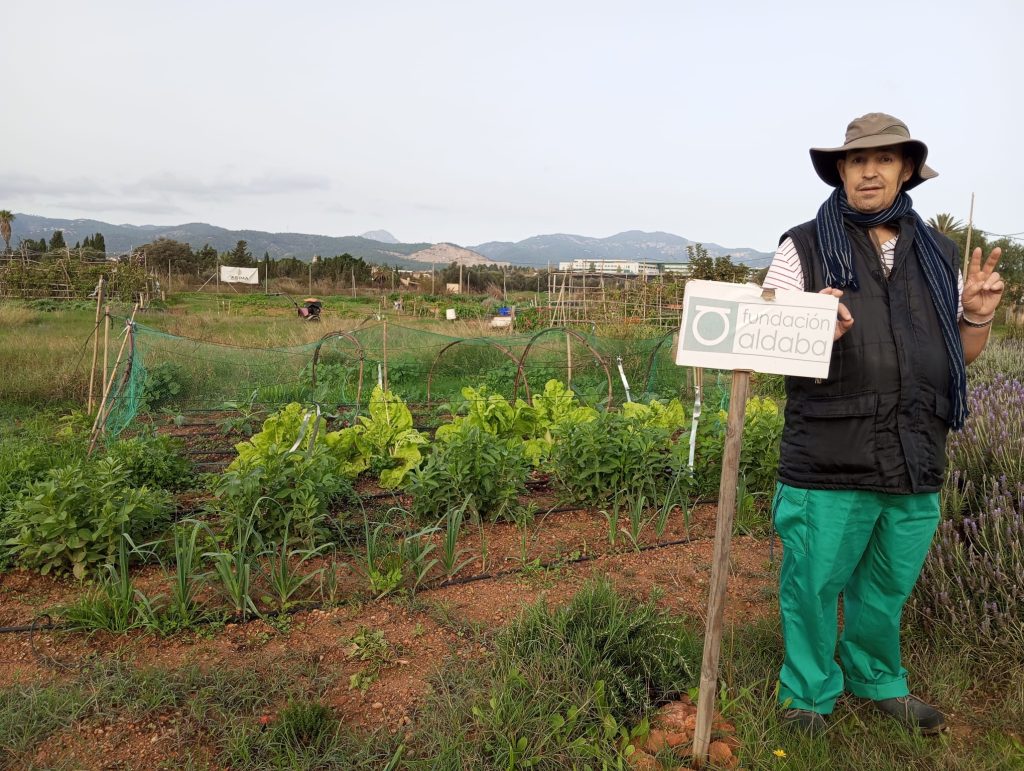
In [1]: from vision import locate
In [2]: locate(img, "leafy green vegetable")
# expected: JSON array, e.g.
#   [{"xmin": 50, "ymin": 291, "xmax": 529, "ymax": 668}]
[{"xmin": 5, "ymin": 458, "xmax": 171, "ymax": 579}]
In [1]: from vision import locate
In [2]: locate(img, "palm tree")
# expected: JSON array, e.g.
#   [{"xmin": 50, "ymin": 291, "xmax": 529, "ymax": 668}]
[
  {"xmin": 926, "ymin": 213, "xmax": 964, "ymax": 235},
  {"xmin": 0, "ymin": 211, "xmax": 13, "ymax": 255}
]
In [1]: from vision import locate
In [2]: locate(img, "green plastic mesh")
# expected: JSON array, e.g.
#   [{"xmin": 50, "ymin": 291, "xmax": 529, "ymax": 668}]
[{"xmin": 101, "ymin": 320, "xmax": 736, "ymax": 438}]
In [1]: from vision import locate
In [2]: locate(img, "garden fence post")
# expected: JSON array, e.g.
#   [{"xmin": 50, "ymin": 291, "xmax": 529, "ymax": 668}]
[
  {"xmin": 89, "ymin": 303, "xmax": 140, "ymax": 452},
  {"xmin": 87, "ymin": 277, "xmax": 104, "ymax": 414},
  {"xmin": 692, "ymin": 369, "xmax": 750, "ymax": 765}
]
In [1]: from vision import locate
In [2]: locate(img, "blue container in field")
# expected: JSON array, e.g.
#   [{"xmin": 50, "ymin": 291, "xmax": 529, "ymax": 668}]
[{"xmin": 498, "ymin": 306, "xmax": 511, "ymax": 316}]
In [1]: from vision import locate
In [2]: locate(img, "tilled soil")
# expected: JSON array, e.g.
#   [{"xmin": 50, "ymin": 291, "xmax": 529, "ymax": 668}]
[{"xmin": 0, "ymin": 503, "xmax": 778, "ymax": 770}]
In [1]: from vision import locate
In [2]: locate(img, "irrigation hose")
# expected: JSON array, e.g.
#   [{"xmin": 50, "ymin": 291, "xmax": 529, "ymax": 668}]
[{"xmin": 0, "ymin": 529, "xmax": 725, "ymax": 637}]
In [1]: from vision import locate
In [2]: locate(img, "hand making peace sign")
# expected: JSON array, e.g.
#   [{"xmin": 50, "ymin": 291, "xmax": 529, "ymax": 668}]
[{"xmin": 962, "ymin": 246, "xmax": 1004, "ymax": 321}]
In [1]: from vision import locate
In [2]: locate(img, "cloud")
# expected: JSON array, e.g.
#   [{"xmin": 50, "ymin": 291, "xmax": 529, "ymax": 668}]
[
  {"xmin": 322, "ymin": 203, "xmax": 358, "ymax": 214},
  {"xmin": 62, "ymin": 199, "xmax": 187, "ymax": 216},
  {"xmin": 123, "ymin": 171, "xmax": 331, "ymax": 198},
  {"xmin": 0, "ymin": 173, "xmax": 110, "ymax": 198},
  {"xmin": 3, "ymin": 169, "xmax": 332, "ymax": 206}
]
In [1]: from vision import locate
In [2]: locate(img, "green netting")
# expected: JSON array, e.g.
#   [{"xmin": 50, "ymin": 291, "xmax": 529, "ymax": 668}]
[{"xmin": 101, "ymin": 320, "xmax": 741, "ymax": 438}]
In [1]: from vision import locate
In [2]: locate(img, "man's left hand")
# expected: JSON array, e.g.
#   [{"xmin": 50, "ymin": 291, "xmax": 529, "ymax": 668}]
[{"xmin": 962, "ymin": 247, "xmax": 1004, "ymax": 320}]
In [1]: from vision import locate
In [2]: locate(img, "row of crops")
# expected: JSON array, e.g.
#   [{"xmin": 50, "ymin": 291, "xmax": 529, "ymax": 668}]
[
  {"xmin": 3, "ymin": 328, "xmax": 1023, "ymax": 651},
  {"xmin": 0, "ymin": 380, "xmax": 784, "ymax": 631}
]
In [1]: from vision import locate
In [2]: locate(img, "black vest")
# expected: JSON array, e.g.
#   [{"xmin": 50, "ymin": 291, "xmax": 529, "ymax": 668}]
[{"xmin": 778, "ymin": 216, "xmax": 958, "ymax": 493}]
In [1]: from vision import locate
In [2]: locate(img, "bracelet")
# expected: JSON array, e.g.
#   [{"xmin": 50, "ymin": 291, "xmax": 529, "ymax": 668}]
[{"xmin": 961, "ymin": 313, "xmax": 995, "ymax": 328}]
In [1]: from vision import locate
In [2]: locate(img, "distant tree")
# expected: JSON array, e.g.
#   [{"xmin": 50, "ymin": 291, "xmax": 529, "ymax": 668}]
[
  {"xmin": 196, "ymin": 244, "xmax": 218, "ymax": 274},
  {"xmin": 49, "ymin": 230, "xmax": 66, "ymax": 251},
  {"xmin": 227, "ymin": 240, "xmax": 255, "ymax": 267},
  {"xmin": 0, "ymin": 210, "xmax": 14, "ymax": 254},
  {"xmin": 82, "ymin": 232, "xmax": 106, "ymax": 255},
  {"xmin": 142, "ymin": 238, "xmax": 196, "ymax": 275},
  {"xmin": 685, "ymin": 243, "xmax": 715, "ymax": 280},
  {"xmin": 927, "ymin": 213, "xmax": 964, "ymax": 235}
]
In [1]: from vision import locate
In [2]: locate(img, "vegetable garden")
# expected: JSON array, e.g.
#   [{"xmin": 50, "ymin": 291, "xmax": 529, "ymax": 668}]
[{"xmin": 1, "ymin": 298, "xmax": 1023, "ymax": 769}]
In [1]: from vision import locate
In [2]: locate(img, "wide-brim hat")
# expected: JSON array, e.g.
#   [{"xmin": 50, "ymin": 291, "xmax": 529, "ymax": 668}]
[{"xmin": 810, "ymin": 112, "xmax": 938, "ymax": 190}]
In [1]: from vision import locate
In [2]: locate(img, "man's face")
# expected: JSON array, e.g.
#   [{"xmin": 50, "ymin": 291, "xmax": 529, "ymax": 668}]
[{"xmin": 836, "ymin": 146, "xmax": 914, "ymax": 213}]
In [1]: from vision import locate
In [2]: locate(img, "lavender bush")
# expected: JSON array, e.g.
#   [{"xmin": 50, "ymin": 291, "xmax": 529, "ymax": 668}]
[
  {"xmin": 912, "ymin": 477, "xmax": 1024, "ymax": 646},
  {"xmin": 945, "ymin": 374, "xmax": 1024, "ymax": 508},
  {"xmin": 910, "ymin": 375, "xmax": 1024, "ymax": 647},
  {"xmin": 967, "ymin": 333, "xmax": 1024, "ymax": 386}
]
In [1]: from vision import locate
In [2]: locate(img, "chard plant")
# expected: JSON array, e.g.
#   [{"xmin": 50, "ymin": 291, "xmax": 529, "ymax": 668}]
[{"xmin": 407, "ymin": 424, "xmax": 529, "ymax": 523}]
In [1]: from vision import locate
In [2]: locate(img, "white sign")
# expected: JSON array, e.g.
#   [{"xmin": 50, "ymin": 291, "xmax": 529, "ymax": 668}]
[
  {"xmin": 220, "ymin": 265, "xmax": 259, "ymax": 285},
  {"xmin": 675, "ymin": 280, "xmax": 839, "ymax": 378}
]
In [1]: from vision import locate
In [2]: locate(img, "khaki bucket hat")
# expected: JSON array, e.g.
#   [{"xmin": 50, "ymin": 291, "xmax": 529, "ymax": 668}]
[{"xmin": 810, "ymin": 112, "xmax": 938, "ymax": 190}]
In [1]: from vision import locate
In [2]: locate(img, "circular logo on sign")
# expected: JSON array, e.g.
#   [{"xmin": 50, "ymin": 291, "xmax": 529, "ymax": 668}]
[{"xmin": 692, "ymin": 305, "xmax": 731, "ymax": 346}]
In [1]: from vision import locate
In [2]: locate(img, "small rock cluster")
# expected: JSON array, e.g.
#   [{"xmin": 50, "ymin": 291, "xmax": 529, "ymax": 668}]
[{"xmin": 628, "ymin": 696, "xmax": 740, "ymax": 769}]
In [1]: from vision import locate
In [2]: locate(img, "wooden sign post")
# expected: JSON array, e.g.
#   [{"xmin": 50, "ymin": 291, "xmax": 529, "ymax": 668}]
[
  {"xmin": 675, "ymin": 281, "xmax": 839, "ymax": 765},
  {"xmin": 692, "ymin": 368, "xmax": 750, "ymax": 762}
]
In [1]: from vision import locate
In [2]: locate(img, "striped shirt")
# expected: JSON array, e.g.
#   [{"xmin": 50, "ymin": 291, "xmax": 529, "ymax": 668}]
[{"xmin": 763, "ymin": 236, "xmax": 964, "ymax": 316}]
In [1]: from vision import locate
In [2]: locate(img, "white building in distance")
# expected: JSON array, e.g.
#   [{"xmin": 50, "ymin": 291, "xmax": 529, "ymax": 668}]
[{"xmin": 555, "ymin": 259, "xmax": 690, "ymax": 277}]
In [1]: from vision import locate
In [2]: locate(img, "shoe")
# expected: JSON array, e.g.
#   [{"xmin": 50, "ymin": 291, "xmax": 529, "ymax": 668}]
[
  {"xmin": 782, "ymin": 708, "xmax": 828, "ymax": 736},
  {"xmin": 871, "ymin": 695, "xmax": 946, "ymax": 734}
]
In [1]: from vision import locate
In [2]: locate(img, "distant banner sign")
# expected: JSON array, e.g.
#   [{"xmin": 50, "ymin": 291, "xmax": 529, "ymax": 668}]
[
  {"xmin": 220, "ymin": 266, "xmax": 259, "ymax": 285},
  {"xmin": 675, "ymin": 280, "xmax": 838, "ymax": 378}
]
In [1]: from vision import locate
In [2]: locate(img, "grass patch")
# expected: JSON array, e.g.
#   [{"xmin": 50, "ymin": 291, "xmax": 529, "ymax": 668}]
[
  {"xmin": 716, "ymin": 614, "xmax": 1024, "ymax": 770},
  {"xmin": 0, "ymin": 655, "xmax": 397, "ymax": 769},
  {"xmin": 407, "ymin": 578, "xmax": 700, "ymax": 768}
]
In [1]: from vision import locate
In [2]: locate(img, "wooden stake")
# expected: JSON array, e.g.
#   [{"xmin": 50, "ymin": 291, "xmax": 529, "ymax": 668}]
[
  {"xmin": 89, "ymin": 304, "xmax": 139, "ymax": 452},
  {"xmin": 566, "ymin": 331, "xmax": 573, "ymax": 387},
  {"xmin": 87, "ymin": 277, "xmax": 104, "ymax": 414},
  {"xmin": 962, "ymin": 192, "xmax": 976, "ymax": 276},
  {"xmin": 102, "ymin": 304, "xmax": 110, "ymax": 402},
  {"xmin": 692, "ymin": 370, "xmax": 751, "ymax": 765},
  {"xmin": 382, "ymin": 317, "xmax": 389, "ymax": 392}
]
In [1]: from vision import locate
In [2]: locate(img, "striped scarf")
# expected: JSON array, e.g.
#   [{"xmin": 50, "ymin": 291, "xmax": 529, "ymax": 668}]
[{"xmin": 815, "ymin": 187, "xmax": 967, "ymax": 429}]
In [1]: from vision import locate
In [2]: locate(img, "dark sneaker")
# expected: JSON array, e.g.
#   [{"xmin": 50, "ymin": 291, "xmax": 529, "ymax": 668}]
[
  {"xmin": 872, "ymin": 695, "xmax": 946, "ymax": 734},
  {"xmin": 782, "ymin": 708, "xmax": 828, "ymax": 736}
]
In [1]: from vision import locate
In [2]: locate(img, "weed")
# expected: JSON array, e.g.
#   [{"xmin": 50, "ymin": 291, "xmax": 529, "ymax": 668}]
[{"xmin": 346, "ymin": 626, "xmax": 394, "ymax": 692}]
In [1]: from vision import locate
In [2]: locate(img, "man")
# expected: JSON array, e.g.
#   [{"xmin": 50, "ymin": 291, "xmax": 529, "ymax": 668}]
[{"xmin": 762, "ymin": 113, "xmax": 1004, "ymax": 735}]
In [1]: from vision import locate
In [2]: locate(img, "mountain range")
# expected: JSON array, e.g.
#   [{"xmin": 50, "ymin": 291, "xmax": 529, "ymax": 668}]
[{"xmin": 6, "ymin": 214, "xmax": 774, "ymax": 269}]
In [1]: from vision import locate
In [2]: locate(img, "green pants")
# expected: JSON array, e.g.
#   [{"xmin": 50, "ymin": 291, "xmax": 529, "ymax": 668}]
[{"xmin": 773, "ymin": 483, "xmax": 940, "ymax": 713}]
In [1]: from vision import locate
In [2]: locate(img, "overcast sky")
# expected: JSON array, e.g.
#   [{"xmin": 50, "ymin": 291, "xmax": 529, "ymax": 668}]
[{"xmin": 4, "ymin": 0, "xmax": 1021, "ymax": 251}]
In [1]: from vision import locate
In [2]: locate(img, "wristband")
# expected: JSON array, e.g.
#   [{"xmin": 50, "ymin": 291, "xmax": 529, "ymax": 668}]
[{"xmin": 961, "ymin": 313, "xmax": 995, "ymax": 328}]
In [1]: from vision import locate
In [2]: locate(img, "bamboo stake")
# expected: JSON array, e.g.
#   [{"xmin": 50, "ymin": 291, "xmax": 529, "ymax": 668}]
[
  {"xmin": 566, "ymin": 330, "xmax": 573, "ymax": 388},
  {"xmin": 961, "ymin": 192, "xmax": 975, "ymax": 276},
  {"xmin": 692, "ymin": 370, "xmax": 751, "ymax": 765},
  {"xmin": 101, "ymin": 304, "xmax": 110, "ymax": 402},
  {"xmin": 382, "ymin": 317, "xmax": 389, "ymax": 392},
  {"xmin": 89, "ymin": 304, "xmax": 139, "ymax": 452},
  {"xmin": 87, "ymin": 277, "xmax": 104, "ymax": 414}
]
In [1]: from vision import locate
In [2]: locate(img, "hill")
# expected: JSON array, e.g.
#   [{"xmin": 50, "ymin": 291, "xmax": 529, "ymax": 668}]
[
  {"xmin": 7, "ymin": 215, "xmax": 772, "ymax": 269},
  {"xmin": 470, "ymin": 230, "xmax": 773, "ymax": 268}
]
